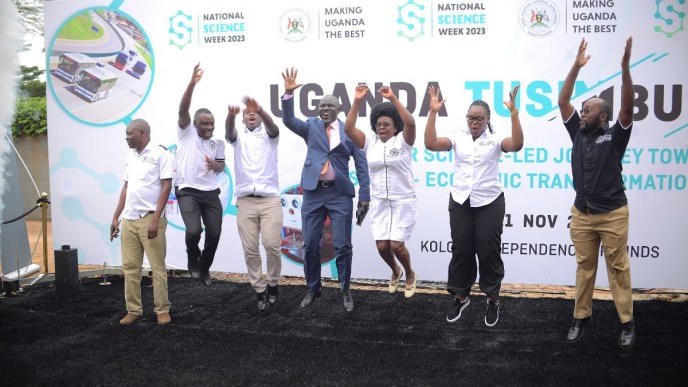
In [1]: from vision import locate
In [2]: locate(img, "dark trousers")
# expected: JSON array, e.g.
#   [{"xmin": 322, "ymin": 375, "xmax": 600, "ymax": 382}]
[
  {"xmin": 447, "ymin": 193, "xmax": 505, "ymax": 300},
  {"xmin": 301, "ymin": 186, "xmax": 353, "ymax": 292},
  {"xmin": 176, "ymin": 187, "xmax": 223, "ymax": 273}
]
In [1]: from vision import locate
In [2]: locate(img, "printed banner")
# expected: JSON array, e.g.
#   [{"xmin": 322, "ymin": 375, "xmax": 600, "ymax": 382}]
[{"xmin": 45, "ymin": 0, "xmax": 688, "ymax": 288}]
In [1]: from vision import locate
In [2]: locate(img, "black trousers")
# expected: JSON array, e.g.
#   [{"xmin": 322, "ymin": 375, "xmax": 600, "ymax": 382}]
[
  {"xmin": 176, "ymin": 187, "xmax": 223, "ymax": 273},
  {"xmin": 447, "ymin": 192, "xmax": 505, "ymax": 300}
]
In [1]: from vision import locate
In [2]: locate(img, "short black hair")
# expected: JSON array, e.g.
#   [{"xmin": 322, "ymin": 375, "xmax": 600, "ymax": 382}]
[
  {"xmin": 194, "ymin": 108, "xmax": 213, "ymax": 120},
  {"xmin": 600, "ymin": 99, "xmax": 613, "ymax": 119},
  {"xmin": 369, "ymin": 102, "xmax": 404, "ymax": 135}
]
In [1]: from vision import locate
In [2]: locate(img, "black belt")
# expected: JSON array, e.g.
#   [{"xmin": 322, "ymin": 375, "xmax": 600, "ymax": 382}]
[
  {"xmin": 246, "ymin": 194, "xmax": 264, "ymax": 198},
  {"xmin": 318, "ymin": 180, "xmax": 335, "ymax": 188},
  {"xmin": 140, "ymin": 211, "xmax": 155, "ymax": 218}
]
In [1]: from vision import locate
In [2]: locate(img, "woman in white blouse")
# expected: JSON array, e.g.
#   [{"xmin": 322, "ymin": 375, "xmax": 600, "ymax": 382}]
[
  {"xmin": 424, "ymin": 85, "xmax": 523, "ymax": 327},
  {"xmin": 344, "ymin": 84, "xmax": 418, "ymax": 298}
]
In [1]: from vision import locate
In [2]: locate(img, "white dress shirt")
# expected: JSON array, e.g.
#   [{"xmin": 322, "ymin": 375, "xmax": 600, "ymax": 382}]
[{"xmin": 450, "ymin": 129, "xmax": 506, "ymax": 207}]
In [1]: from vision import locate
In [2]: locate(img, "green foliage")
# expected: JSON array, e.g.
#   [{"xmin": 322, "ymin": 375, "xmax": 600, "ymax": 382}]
[
  {"xmin": 13, "ymin": 2, "xmax": 47, "ymax": 138},
  {"xmin": 12, "ymin": 97, "xmax": 47, "ymax": 138},
  {"xmin": 19, "ymin": 65, "xmax": 46, "ymax": 97},
  {"xmin": 57, "ymin": 11, "xmax": 104, "ymax": 40}
]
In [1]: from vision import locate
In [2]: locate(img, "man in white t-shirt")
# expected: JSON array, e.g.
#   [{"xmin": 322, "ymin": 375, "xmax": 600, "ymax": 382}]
[
  {"xmin": 176, "ymin": 64, "xmax": 226, "ymax": 286},
  {"xmin": 110, "ymin": 119, "xmax": 173, "ymax": 325},
  {"xmin": 225, "ymin": 96, "xmax": 282, "ymax": 313}
]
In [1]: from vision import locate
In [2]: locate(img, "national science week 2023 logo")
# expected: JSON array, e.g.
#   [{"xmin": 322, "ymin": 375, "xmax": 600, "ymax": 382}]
[
  {"xmin": 168, "ymin": 9, "xmax": 246, "ymax": 49},
  {"xmin": 518, "ymin": 0, "xmax": 560, "ymax": 37}
]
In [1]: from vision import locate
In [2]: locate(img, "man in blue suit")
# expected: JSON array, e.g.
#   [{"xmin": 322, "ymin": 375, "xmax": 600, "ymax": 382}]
[{"xmin": 281, "ymin": 67, "xmax": 370, "ymax": 312}]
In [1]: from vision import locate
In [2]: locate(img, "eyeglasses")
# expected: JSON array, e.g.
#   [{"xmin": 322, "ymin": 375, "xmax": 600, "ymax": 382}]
[
  {"xmin": 375, "ymin": 122, "xmax": 393, "ymax": 129},
  {"xmin": 465, "ymin": 115, "xmax": 485, "ymax": 123}
]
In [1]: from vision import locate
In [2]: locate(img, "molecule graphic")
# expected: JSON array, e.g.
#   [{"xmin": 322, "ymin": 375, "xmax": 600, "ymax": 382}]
[
  {"xmin": 654, "ymin": 0, "xmax": 686, "ymax": 38},
  {"xmin": 50, "ymin": 148, "xmax": 121, "ymax": 263},
  {"xmin": 169, "ymin": 10, "xmax": 193, "ymax": 49},
  {"xmin": 397, "ymin": 0, "xmax": 426, "ymax": 42}
]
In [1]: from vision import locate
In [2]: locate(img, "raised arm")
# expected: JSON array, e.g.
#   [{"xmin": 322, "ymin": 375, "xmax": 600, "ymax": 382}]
[
  {"xmin": 424, "ymin": 86, "xmax": 452, "ymax": 151},
  {"xmin": 344, "ymin": 83, "xmax": 368, "ymax": 149},
  {"xmin": 179, "ymin": 63, "xmax": 204, "ymax": 128},
  {"xmin": 244, "ymin": 96, "xmax": 279, "ymax": 138},
  {"xmin": 225, "ymin": 105, "xmax": 240, "ymax": 143},
  {"xmin": 280, "ymin": 67, "xmax": 308, "ymax": 138},
  {"xmin": 558, "ymin": 39, "xmax": 590, "ymax": 120},
  {"xmin": 618, "ymin": 37, "xmax": 634, "ymax": 128},
  {"xmin": 500, "ymin": 85, "xmax": 524, "ymax": 152},
  {"xmin": 380, "ymin": 86, "xmax": 416, "ymax": 146}
]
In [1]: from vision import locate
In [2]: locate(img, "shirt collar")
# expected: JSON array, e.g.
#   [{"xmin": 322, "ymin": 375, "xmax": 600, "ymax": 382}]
[
  {"xmin": 243, "ymin": 124, "xmax": 264, "ymax": 134},
  {"xmin": 133, "ymin": 142, "xmax": 153, "ymax": 156}
]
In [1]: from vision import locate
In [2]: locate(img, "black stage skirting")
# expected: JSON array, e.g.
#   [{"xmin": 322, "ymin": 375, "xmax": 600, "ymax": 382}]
[{"xmin": 1, "ymin": 276, "xmax": 686, "ymax": 386}]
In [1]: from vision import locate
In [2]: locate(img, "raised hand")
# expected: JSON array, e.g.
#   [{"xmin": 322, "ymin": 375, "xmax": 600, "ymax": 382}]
[
  {"xmin": 379, "ymin": 85, "xmax": 395, "ymax": 100},
  {"xmin": 281, "ymin": 67, "xmax": 303, "ymax": 94},
  {"xmin": 502, "ymin": 85, "xmax": 520, "ymax": 111},
  {"xmin": 427, "ymin": 86, "xmax": 445, "ymax": 112},
  {"xmin": 575, "ymin": 38, "xmax": 591, "ymax": 69},
  {"xmin": 190, "ymin": 63, "xmax": 204, "ymax": 85},
  {"xmin": 227, "ymin": 105, "xmax": 241, "ymax": 116},
  {"xmin": 621, "ymin": 36, "xmax": 632, "ymax": 70},
  {"xmin": 243, "ymin": 96, "xmax": 261, "ymax": 113},
  {"xmin": 354, "ymin": 83, "xmax": 369, "ymax": 102}
]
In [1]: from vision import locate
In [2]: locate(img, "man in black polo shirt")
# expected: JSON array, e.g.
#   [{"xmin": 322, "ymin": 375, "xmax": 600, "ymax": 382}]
[{"xmin": 558, "ymin": 37, "xmax": 635, "ymax": 349}]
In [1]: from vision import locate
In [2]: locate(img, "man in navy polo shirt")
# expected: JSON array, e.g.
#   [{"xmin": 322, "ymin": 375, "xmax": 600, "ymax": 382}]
[{"xmin": 558, "ymin": 37, "xmax": 636, "ymax": 349}]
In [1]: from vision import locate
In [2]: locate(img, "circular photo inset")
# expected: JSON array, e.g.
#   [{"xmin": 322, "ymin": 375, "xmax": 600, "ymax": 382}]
[{"xmin": 48, "ymin": 7, "xmax": 154, "ymax": 126}]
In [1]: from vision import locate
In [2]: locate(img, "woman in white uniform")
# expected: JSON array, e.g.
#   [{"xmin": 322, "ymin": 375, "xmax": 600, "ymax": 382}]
[
  {"xmin": 344, "ymin": 84, "xmax": 418, "ymax": 298},
  {"xmin": 424, "ymin": 85, "xmax": 523, "ymax": 327}
]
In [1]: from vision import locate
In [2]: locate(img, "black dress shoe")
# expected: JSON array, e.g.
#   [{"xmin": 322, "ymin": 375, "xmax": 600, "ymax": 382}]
[
  {"xmin": 200, "ymin": 272, "xmax": 212, "ymax": 286},
  {"xmin": 257, "ymin": 291, "xmax": 268, "ymax": 313},
  {"xmin": 267, "ymin": 285, "xmax": 278, "ymax": 306},
  {"xmin": 300, "ymin": 289, "xmax": 321, "ymax": 308},
  {"xmin": 342, "ymin": 290, "xmax": 354, "ymax": 312},
  {"xmin": 567, "ymin": 316, "xmax": 592, "ymax": 343},
  {"xmin": 619, "ymin": 320, "xmax": 635, "ymax": 349}
]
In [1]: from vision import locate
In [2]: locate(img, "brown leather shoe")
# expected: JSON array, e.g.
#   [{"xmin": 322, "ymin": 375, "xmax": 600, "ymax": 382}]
[
  {"xmin": 157, "ymin": 312, "xmax": 171, "ymax": 325},
  {"xmin": 119, "ymin": 313, "xmax": 142, "ymax": 325}
]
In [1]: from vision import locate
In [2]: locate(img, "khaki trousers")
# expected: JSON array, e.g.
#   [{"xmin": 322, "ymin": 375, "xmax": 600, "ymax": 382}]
[
  {"xmin": 121, "ymin": 215, "xmax": 170, "ymax": 315},
  {"xmin": 236, "ymin": 196, "xmax": 283, "ymax": 293},
  {"xmin": 570, "ymin": 205, "xmax": 633, "ymax": 323}
]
